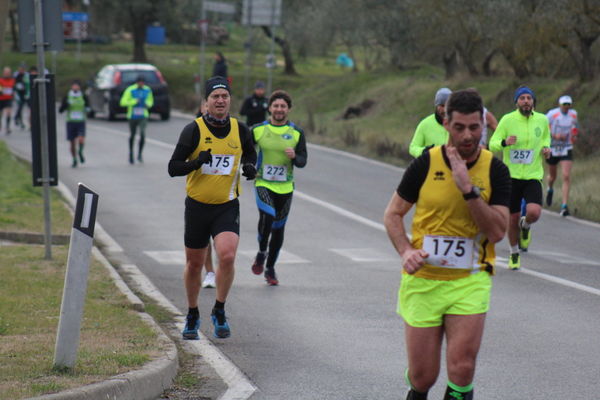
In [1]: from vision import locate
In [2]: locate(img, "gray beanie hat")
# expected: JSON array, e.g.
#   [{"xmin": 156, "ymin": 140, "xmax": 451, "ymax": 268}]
[{"xmin": 434, "ymin": 87, "xmax": 452, "ymax": 106}]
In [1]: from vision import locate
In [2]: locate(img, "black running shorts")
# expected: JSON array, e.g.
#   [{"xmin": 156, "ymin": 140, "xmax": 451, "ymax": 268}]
[
  {"xmin": 509, "ymin": 178, "xmax": 542, "ymax": 213},
  {"xmin": 184, "ymin": 197, "xmax": 240, "ymax": 249},
  {"xmin": 545, "ymin": 150, "xmax": 573, "ymax": 166}
]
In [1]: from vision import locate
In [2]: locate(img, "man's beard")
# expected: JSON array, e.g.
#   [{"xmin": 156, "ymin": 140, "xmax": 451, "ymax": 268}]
[{"xmin": 518, "ymin": 105, "xmax": 532, "ymax": 116}]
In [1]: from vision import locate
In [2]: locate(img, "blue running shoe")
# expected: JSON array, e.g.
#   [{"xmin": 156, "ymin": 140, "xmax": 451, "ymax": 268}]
[
  {"xmin": 182, "ymin": 313, "xmax": 200, "ymax": 340},
  {"xmin": 211, "ymin": 308, "xmax": 231, "ymax": 339}
]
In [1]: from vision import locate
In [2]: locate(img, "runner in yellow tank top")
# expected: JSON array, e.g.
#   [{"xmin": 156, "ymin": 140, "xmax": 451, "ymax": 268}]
[
  {"xmin": 384, "ymin": 89, "xmax": 511, "ymax": 400},
  {"xmin": 168, "ymin": 77, "xmax": 257, "ymax": 340}
]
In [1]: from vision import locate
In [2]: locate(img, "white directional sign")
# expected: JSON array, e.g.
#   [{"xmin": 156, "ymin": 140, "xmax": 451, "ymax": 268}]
[
  {"xmin": 242, "ymin": 0, "xmax": 282, "ymax": 26},
  {"xmin": 205, "ymin": 1, "xmax": 236, "ymax": 14}
]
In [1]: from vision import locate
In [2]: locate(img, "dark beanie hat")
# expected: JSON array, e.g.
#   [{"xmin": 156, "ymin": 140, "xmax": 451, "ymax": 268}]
[{"xmin": 205, "ymin": 76, "xmax": 231, "ymax": 99}]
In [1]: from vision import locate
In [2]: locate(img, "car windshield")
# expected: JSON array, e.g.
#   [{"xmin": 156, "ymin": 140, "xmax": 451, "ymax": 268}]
[{"xmin": 121, "ymin": 70, "xmax": 160, "ymax": 85}]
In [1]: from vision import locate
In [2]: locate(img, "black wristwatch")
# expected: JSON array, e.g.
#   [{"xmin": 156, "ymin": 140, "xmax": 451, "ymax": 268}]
[{"xmin": 463, "ymin": 186, "xmax": 481, "ymax": 200}]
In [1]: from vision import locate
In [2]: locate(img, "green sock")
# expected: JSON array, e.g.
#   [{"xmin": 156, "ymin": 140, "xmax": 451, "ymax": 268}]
[
  {"xmin": 443, "ymin": 380, "xmax": 473, "ymax": 400},
  {"xmin": 404, "ymin": 369, "xmax": 428, "ymax": 399}
]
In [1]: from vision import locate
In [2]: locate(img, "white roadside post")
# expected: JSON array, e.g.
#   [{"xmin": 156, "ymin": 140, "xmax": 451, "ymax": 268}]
[{"xmin": 53, "ymin": 183, "xmax": 99, "ymax": 369}]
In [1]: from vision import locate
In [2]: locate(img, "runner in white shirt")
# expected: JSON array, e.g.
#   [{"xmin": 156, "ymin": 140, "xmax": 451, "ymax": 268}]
[{"xmin": 545, "ymin": 95, "xmax": 579, "ymax": 217}]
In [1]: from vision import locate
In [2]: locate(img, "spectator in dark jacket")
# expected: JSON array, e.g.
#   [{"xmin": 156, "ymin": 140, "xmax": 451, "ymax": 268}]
[
  {"xmin": 240, "ymin": 81, "xmax": 268, "ymax": 127},
  {"xmin": 212, "ymin": 52, "xmax": 228, "ymax": 79}
]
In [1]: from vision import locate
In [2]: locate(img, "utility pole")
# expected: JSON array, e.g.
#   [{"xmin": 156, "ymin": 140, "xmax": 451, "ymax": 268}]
[{"xmin": 34, "ymin": 0, "xmax": 53, "ymax": 260}]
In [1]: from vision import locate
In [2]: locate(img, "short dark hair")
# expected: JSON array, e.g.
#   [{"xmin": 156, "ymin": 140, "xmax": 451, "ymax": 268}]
[
  {"xmin": 268, "ymin": 90, "xmax": 292, "ymax": 108},
  {"xmin": 445, "ymin": 89, "xmax": 483, "ymax": 122}
]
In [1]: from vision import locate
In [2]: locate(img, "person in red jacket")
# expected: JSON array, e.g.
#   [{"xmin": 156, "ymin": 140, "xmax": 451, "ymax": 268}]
[{"xmin": 0, "ymin": 66, "xmax": 15, "ymax": 134}]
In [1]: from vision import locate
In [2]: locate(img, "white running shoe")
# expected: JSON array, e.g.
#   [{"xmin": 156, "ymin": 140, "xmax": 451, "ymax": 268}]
[{"xmin": 202, "ymin": 272, "xmax": 216, "ymax": 288}]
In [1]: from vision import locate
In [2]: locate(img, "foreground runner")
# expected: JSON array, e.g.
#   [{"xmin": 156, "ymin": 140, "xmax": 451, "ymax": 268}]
[
  {"xmin": 386, "ymin": 89, "xmax": 510, "ymax": 399},
  {"xmin": 408, "ymin": 88, "xmax": 452, "ymax": 158},
  {"xmin": 250, "ymin": 90, "xmax": 307, "ymax": 285},
  {"xmin": 545, "ymin": 95, "xmax": 579, "ymax": 217},
  {"xmin": 489, "ymin": 86, "xmax": 551, "ymax": 269},
  {"xmin": 168, "ymin": 76, "xmax": 257, "ymax": 339},
  {"xmin": 384, "ymin": 89, "xmax": 510, "ymax": 400}
]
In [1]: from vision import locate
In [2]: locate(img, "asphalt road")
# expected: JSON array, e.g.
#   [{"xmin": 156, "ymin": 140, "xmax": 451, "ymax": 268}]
[{"xmin": 4, "ymin": 111, "xmax": 600, "ymax": 399}]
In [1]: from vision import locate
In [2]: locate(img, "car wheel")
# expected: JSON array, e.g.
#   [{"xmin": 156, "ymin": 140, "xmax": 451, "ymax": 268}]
[
  {"xmin": 160, "ymin": 111, "xmax": 170, "ymax": 121},
  {"xmin": 108, "ymin": 108, "xmax": 116, "ymax": 121}
]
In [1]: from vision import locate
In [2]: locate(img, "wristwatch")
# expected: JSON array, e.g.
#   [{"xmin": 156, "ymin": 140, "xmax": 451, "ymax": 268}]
[{"xmin": 463, "ymin": 186, "xmax": 481, "ymax": 200}]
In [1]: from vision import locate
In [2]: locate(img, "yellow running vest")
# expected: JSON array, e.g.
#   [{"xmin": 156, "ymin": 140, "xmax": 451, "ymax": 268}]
[
  {"xmin": 410, "ymin": 146, "xmax": 496, "ymax": 280},
  {"xmin": 186, "ymin": 117, "xmax": 242, "ymax": 204}
]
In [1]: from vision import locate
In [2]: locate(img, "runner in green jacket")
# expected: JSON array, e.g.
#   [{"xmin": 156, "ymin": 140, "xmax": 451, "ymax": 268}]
[
  {"xmin": 489, "ymin": 86, "xmax": 551, "ymax": 269},
  {"xmin": 408, "ymin": 88, "xmax": 451, "ymax": 158}
]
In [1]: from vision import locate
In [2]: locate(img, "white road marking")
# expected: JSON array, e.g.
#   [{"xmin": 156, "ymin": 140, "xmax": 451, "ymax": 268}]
[
  {"xmin": 527, "ymin": 250, "xmax": 600, "ymax": 267},
  {"xmin": 145, "ymin": 250, "xmax": 186, "ymax": 265},
  {"xmin": 496, "ymin": 260, "xmax": 600, "ymax": 297},
  {"xmin": 330, "ymin": 248, "xmax": 396, "ymax": 262},
  {"xmin": 238, "ymin": 249, "xmax": 309, "ymax": 264},
  {"xmin": 294, "ymin": 190, "xmax": 386, "ymax": 232}
]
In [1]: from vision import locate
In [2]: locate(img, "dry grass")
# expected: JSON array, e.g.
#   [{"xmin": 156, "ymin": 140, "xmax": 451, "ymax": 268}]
[{"xmin": 0, "ymin": 243, "xmax": 163, "ymax": 399}]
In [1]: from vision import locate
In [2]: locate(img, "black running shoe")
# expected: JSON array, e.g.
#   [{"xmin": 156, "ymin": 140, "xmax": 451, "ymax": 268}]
[
  {"xmin": 182, "ymin": 313, "xmax": 200, "ymax": 340},
  {"xmin": 211, "ymin": 308, "xmax": 231, "ymax": 338}
]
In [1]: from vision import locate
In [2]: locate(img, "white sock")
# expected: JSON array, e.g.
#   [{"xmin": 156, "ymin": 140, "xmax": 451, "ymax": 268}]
[{"xmin": 510, "ymin": 245, "xmax": 519, "ymax": 254}]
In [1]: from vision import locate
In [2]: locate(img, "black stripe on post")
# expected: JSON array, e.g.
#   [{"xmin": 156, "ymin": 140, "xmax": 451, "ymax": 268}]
[{"xmin": 72, "ymin": 183, "xmax": 99, "ymax": 237}]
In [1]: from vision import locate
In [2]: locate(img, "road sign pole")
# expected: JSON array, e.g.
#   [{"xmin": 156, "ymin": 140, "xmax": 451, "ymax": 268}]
[
  {"xmin": 199, "ymin": 1, "xmax": 206, "ymax": 91},
  {"xmin": 34, "ymin": 0, "xmax": 53, "ymax": 260},
  {"xmin": 54, "ymin": 184, "xmax": 99, "ymax": 370},
  {"xmin": 267, "ymin": 1, "xmax": 276, "ymax": 95}
]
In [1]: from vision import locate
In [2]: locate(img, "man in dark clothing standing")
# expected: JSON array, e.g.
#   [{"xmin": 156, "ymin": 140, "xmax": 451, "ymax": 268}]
[
  {"xmin": 212, "ymin": 52, "xmax": 228, "ymax": 79},
  {"xmin": 240, "ymin": 81, "xmax": 268, "ymax": 127}
]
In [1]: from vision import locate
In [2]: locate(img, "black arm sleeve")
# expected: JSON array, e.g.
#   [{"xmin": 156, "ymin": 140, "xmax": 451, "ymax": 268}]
[
  {"xmin": 238, "ymin": 121, "xmax": 257, "ymax": 166},
  {"xmin": 58, "ymin": 96, "xmax": 68, "ymax": 113},
  {"xmin": 239, "ymin": 97, "xmax": 250, "ymax": 116},
  {"xmin": 168, "ymin": 122, "xmax": 201, "ymax": 177},
  {"xmin": 293, "ymin": 128, "xmax": 307, "ymax": 168},
  {"xmin": 488, "ymin": 157, "xmax": 511, "ymax": 207},
  {"xmin": 396, "ymin": 152, "xmax": 430, "ymax": 203}
]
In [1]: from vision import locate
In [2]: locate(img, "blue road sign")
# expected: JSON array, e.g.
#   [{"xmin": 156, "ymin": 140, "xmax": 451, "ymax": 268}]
[{"xmin": 62, "ymin": 12, "xmax": 89, "ymax": 22}]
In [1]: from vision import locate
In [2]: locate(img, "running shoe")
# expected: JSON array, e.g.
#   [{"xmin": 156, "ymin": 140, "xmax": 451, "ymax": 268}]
[
  {"xmin": 202, "ymin": 271, "xmax": 216, "ymax": 288},
  {"xmin": 264, "ymin": 270, "xmax": 279, "ymax": 286},
  {"xmin": 560, "ymin": 205, "xmax": 570, "ymax": 217},
  {"xmin": 251, "ymin": 251, "xmax": 266, "ymax": 275},
  {"xmin": 211, "ymin": 308, "xmax": 231, "ymax": 338},
  {"xmin": 71, "ymin": 159, "xmax": 77, "ymax": 168},
  {"xmin": 518, "ymin": 216, "xmax": 531, "ymax": 251},
  {"xmin": 508, "ymin": 253, "xmax": 520, "ymax": 270},
  {"xmin": 545, "ymin": 188, "xmax": 553, "ymax": 206},
  {"xmin": 182, "ymin": 313, "xmax": 200, "ymax": 340}
]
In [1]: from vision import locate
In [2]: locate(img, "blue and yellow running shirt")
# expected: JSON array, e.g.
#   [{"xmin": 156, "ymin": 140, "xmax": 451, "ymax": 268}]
[
  {"xmin": 253, "ymin": 122, "xmax": 307, "ymax": 194},
  {"xmin": 397, "ymin": 146, "xmax": 511, "ymax": 281}
]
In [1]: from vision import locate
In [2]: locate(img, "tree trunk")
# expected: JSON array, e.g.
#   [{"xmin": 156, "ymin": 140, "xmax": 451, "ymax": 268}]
[
  {"xmin": 442, "ymin": 50, "xmax": 458, "ymax": 79},
  {"xmin": 0, "ymin": 0, "xmax": 9, "ymax": 62},
  {"xmin": 455, "ymin": 44, "xmax": 479, "ymax": 76},
  {"xmin": 129, "ymin": 6, "xmax": 147, "ymax": 62},
  {"xmin": 261, "ymin": 26, "xmax": 297, "ymax": 75},
  {"xmin": 9, "ymin": 8, "xmax": 17, "ymax": 52},
  {"xmin": 576, "ymin": 31, "xmax": 598, "ymax": 81},
  {"xmin": 482, "ymin": 48, "xmax": 498, "ymax": 76},
  {"xmin": 501, "ymin": 47, "xmax": 529, "ymax": 79}
]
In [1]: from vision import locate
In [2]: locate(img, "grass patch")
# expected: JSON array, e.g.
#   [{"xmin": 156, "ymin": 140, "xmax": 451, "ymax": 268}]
[
  {"xmin": 0, "ymin": 141, "xmax": 72, "ymax": 235},
  {"xmin": 0, "ymin": 244, "xmax": 162, "ymax": 399},
  {"xmin": 0, "ymin": 145, "xmax": 163, "ymax": 399}
]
